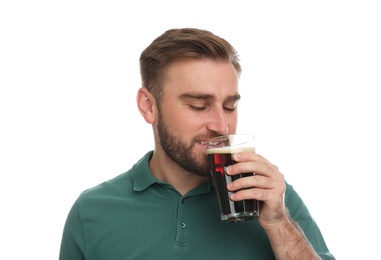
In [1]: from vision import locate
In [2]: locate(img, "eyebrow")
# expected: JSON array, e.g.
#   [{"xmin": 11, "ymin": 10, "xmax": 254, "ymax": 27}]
[{"xmin": 179, "ymin": 92, "xmax": 241, "ymax": 101}]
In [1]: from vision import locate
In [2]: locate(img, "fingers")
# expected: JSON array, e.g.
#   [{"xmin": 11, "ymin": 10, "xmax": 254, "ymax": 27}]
[
  {"xmin": 226, "ymin": 152, "xmax": 285, "ymax": 201},
  {"xmin": 227, "ymin": 152, "xmax": 282, "ymax": 179},
  {"xmin": 229, "ymin": 186, "xmax": 279, "ymax": 202},
  {"xmin": 227, "ymin": 174, "xmax": 276, "ymax": 190}
]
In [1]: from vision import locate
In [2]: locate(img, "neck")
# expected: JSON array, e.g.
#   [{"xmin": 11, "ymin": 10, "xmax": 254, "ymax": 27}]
[{"xmin": 148, "ymin": 148, "xmax": 209, "ymax": 196}]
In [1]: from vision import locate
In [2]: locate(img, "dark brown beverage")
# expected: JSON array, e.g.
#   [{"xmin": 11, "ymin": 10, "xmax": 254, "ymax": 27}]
[{"xmin": 208, "ymin": 147, "xmax": 259, "ymax": 222}]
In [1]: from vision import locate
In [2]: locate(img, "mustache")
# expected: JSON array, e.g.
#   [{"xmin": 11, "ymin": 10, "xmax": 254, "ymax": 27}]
[{"xmin": 193, "ymin": 131, "xmax": 222, "ymax": 142}]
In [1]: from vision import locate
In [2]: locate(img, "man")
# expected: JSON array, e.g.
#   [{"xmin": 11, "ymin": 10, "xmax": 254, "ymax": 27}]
[{"xmin": 59, "ymin": 28, "xmax": 335, "ymax": 259}]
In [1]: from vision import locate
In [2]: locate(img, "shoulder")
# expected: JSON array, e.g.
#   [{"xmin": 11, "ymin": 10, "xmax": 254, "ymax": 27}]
[
  {"xmin": 78, "ymin": 170, "xmax": 133, "ymax": 202},
  {"xmin": 77, "ymin": 151, "xmax": 154, "ymax": 202}
]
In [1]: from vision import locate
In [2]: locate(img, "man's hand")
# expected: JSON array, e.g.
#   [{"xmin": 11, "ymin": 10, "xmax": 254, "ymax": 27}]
[{"xmin": 226, "ymin": 152, "xmax": 287, "ymax": 227}]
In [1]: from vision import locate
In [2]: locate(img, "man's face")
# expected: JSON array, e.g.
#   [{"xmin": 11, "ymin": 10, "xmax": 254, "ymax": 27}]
[{"xmin": 156, "ymin": 59, "xmax": 240, "ymax": 177}]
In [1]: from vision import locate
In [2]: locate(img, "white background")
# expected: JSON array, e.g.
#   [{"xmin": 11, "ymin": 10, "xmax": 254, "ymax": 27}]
[{"xmin": 1, "ymin": 1, "xmax": 380, "ymax": 259}]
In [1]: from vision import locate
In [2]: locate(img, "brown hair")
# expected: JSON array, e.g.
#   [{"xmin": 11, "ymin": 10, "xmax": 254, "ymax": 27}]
[{"xmin": 139, "ymin": 28, "xmax": 241, "ymax": 103}]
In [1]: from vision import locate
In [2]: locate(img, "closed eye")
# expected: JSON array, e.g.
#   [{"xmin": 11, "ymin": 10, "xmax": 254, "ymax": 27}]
[
  {"xmin": 223, "ymin": 107, "xmax": 236, "ymax": 112},
  {"xmin": 189, "ymin": 105, "xmax": 207, "ymax": 111},
  {"xmin": 223, "ymin": 100, "xmax": 239, "ymax": 112}
]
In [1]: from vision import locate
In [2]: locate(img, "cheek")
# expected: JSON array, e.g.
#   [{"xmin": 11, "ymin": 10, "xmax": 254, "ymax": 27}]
[
  {"xmin": 176, "ymin": 113, "xmax": 204, "ymax": 131},
  {"xmin": 160, "ymin": 104, "xmax": 197, "ymax": 131},
  {"xmin": 227, "ymin": 113, "xmax": 238, "ymax": 130}
]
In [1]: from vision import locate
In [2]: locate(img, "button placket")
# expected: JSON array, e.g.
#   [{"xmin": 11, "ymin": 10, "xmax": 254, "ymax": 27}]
[{"xmin": 174, "ymin": 197, "xmax": 188, "ymax": 248}]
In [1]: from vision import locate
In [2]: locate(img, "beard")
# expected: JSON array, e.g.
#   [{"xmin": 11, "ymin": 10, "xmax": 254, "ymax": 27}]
[{"xmin": 156, "ymin": 114, "xmax": 220, "ymax": 177}]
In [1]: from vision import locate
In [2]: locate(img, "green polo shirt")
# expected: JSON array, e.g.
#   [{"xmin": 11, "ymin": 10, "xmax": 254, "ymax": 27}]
[{"xmin": 59, "ymin": 151, "xmax": 335, "ymax": 260}]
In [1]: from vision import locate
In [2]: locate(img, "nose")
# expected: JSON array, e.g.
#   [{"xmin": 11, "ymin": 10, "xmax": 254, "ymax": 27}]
[{"xmin": 206, "ymin": 107, "xmax": 229, "ymax": 135}]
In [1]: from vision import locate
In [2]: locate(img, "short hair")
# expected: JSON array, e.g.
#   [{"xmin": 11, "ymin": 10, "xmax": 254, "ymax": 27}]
[{"xmin": 139, "ymin": 28, "xmax": 241, "ymax": 103}]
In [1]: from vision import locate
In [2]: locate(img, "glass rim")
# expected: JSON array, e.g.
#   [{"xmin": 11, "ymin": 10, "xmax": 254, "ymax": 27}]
[{"xmin": 207, "ymin": 134, "xmax": 254, "ymax": 147}]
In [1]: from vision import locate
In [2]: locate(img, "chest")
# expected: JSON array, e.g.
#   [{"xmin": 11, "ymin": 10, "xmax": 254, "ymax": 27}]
[{"xmin": 81, "ymin": 190, "xmax": 274, "ymax": 259}]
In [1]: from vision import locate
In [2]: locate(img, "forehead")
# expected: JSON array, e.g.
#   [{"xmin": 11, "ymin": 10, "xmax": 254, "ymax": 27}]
[{"xmin": 162, "ymin": 59, "xmax": 239, "ymax": 97}]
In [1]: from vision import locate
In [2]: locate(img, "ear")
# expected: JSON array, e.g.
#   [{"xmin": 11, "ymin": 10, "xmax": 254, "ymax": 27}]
[{"xmin": 136, "ymin": 87, "xmax": 157, "ymax": 124}]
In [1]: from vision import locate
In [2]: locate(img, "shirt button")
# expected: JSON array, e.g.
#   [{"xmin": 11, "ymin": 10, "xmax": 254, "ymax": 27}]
[{"xmin": 181, "ymin": 222, "xmax": 186, "ymax": 229}]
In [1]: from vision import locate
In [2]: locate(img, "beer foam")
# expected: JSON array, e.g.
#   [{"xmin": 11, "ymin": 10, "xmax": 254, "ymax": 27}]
[{"xmin": 207, "ymin": 146, "xmax": 255, "ymax": 154}]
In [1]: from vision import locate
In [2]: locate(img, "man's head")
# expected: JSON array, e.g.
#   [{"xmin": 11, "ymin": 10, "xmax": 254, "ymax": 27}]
[
  {"xmin": 139, "ymin": 28, "xmax": 241, "ymax": 105},
  {"xmin": 137, "ymin": 28, "xmax": 241, "ymax": 177}
]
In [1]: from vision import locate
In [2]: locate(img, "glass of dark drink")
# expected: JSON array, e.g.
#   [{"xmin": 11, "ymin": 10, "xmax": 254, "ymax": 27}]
[{"xmin": 207, "ymin": 134, "xmax": 259, "ymax": 222}]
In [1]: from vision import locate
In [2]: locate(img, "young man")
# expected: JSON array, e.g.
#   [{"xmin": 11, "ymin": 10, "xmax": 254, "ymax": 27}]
[{"xmin": 59, "ymin": 28, "xmax": 335, "ymax": 259}]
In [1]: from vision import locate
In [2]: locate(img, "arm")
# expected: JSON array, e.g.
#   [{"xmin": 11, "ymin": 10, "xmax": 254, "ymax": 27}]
[
  {"xmin": 260, "ymin": 210, "xmax": 321, "ymax": 259},
  {"xmin": 227, "ymin": 153, "xmax": 334, "ymax": 259},
  {"xmin": 59, "ymin": 200, "xmax": 86, "ymax": 260}
]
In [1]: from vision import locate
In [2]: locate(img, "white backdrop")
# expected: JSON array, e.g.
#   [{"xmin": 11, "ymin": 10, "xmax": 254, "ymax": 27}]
[{"xmin": 1, "ymin": 1, "xmax": 380, "ymax": 259}]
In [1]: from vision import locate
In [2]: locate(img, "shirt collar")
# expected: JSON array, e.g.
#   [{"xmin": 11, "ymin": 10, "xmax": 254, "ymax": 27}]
[
  {"xmin": 130, "ymin": 151, "xmax": 158, "ymax": 191},
  {"xmin": 130, "ymin": 150, "xmax": 214, "ymax": 194}
]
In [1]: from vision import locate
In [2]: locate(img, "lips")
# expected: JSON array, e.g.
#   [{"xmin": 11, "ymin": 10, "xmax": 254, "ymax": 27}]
[{"xmin": 195, "ymin": 134, "xmax": 220, "ymax": 146}]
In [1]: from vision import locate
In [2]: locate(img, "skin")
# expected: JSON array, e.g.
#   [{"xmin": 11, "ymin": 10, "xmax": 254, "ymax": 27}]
[{"xmin": 137, "ymin": 59, "xmax": 321, "ymax": 259}]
